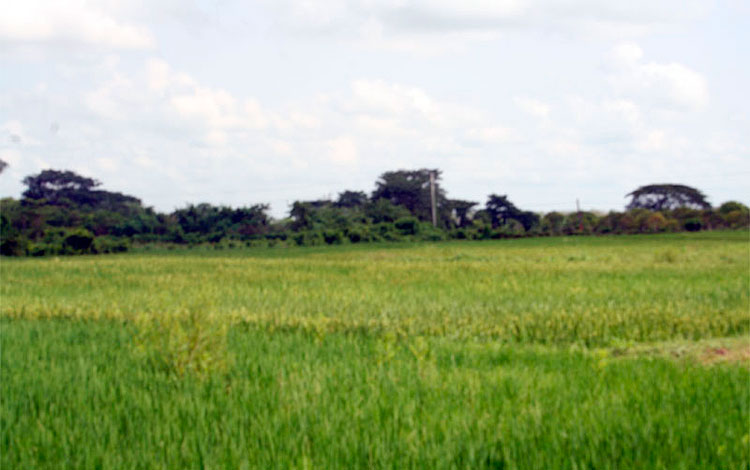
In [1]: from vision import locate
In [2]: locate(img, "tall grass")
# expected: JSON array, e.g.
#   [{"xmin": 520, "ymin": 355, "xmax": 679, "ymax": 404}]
[
  {"xmin": 2, "ymin": 233, "xmax": 748, "ymax": 345},
  {"xmin": 1, "ymin": 232, "xmax": 748, "ymax": 468},
  {"xmin": 2, "ymin": 319, "xmax": 748, "ymax": 469}
]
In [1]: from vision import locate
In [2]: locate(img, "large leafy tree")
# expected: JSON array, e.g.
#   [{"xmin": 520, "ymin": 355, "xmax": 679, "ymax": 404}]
[
  {"xmin": 485, "ymin": 194, "xmax": 539, "ymax": 231},
  {"xmin": 371, "ymin": 169, "xmax": 448, "ymax": 224},
  {"xmin": 448, "ymin": 199, "xmax": 478, "ymax": 228},
  {"xmin": 172, "ymin": 203, "xmax": 270, "ymax": 240},
  {"xmin": 335, "ymin": 190, "xmax": 368, "ymax": 208},
  {"xmin": 626, "ymin": 184, "xmax": 710, "ymax": 211},
  {"xmin": 22, "ymin": 169, "xmax": 140, "ymax": 211},
  {"xmin": 485, "ymin": 194, "xmax": 521, "ymax": 227},
  {"xmin": 23, "ymin": 170, "xmax": 100, "ymax": 203}
]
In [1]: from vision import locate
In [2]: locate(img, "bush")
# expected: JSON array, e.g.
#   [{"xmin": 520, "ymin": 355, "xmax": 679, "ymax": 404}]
[
  {"xmin": 718, "ymin": 201, "xmax": 748, "ymax": 214},
  {"xmin": 27, "ymin": 243, "xmax": 51, "ymax": 257},
  {"xmin": 724, "ymin": 210, "xmax": 750, "ymax": 228},
  {"xmin": 418, "ymin": 223, "xmax": 446, "ymax": 241},
  {"xmin": 93, "ymin": 236, "xmax": 130, "ymax": 254},
  {"xmin": 374, "ymin": 223, "xmax": 402, "ymax": 241},
  {"xmin": 492, "ymin": 220, "xmax": 525, "ymax": 239},
  {"xmin": 642, "ymin": 212, "xmax": 667, "ymax": 233},
  {"xmin": 292, "ymin": 231, "xmax": 325, "ymax": 246},
  {"xmin": 323, "ymin": 229, "xmax": 343, "ymax": 245},
  {"xmin": 451, "ymin": 228, "xmax": 468, "ymax": 240},
  {"xmin": 346, "ymin": 226, "xmax": 369, "ymax": 243},
  {"xmin": 63, "ymin": 229, "xmax": 95, "ymax": 254},
  {"xmin": 541, "ymin": 212, "xmax": 565, "ymax": 235},
  {"xmin": 394, "ymin": 217, "xmax": 419, "ymax": 236},
  {"xmin": 684, "ymin": 218, "xmax": 702, "ymax": 232},
  {"xmin": 0, "ymin": 236, "xmax": 29, "ymax": 256}
]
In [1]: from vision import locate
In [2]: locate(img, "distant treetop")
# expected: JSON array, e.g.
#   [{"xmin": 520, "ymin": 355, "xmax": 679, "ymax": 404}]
[{"xmin": 626, "ymin": 184, "xmax": 710, "ymax": 211}]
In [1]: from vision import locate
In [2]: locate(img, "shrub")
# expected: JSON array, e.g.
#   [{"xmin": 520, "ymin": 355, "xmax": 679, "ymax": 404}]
[
  {"xmin": 323, "ymin": 229, "xmax": 343, "ymax": 245},
  {"xmin": 346, "ymin": 226, "xmax": 369, "ymax": 243},
  {"xmin": 63, "ymin": 229, "xmax": 95, "ymax": 254},
  {"xmin": 724, "ymin": 210, "xmax": 750, "ymax": 228},
  {"xmin": 292, "ymin": 232, "xmax": 306, "ymax": 246},
  {"xmin": 27, "ymin": 243, "xmax": 51, "ymax": 257},
  {"xmin": 492, "ymin": 220, "xmax": 525, "ymax": 239},
  {"xmin": 684, "ymin": 218, "xmax": 702, "ymax": 232},
  {"xmin": 0, "ymin": 236, "xmax": 28, "ymax": 256},
  {"xmin": 451, "ymin": 228, "xmax": 468, "ymax": 240},
  {"xmin": 394, "ymin": 217, "xmax": 419, "ymax": 236},
  {"xmin": 292, "ymin": 231, "xmax": 325, "ymax": 246},
  {"xmin": 642, "ymin": 212, "xmax": 667, "ymax": 233},
  {"xmin": 375, "ymin": 223, "xmax": 402, "ymax": 241},
  {"xmin": 541, "ymin": 212, "xmax": 565, "ymax": 235},
  {"xmin": 718, "ymin": 201, "xmax": 748, "ymax": 215},
  {"xmin": 664, "ymin": 219, "xmax": 681, "ymax": 232},
  {"xmin": 595, "ymin": 212, "xmax": 621, "ymax": 234},
  {"xmin": 418, "ymin": 223, "xmax": 446, "ymax": 241},
  {"xmin": 93, "ymin": 236, "xmax": 130, "ymax": 254},
  {"xmin": 616, "ymin": 213, "xmax": 637, "ymax": 233}
]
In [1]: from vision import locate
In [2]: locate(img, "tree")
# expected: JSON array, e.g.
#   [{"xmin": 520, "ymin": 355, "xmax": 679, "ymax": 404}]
[
  {"xmin": 289, "ymin": 201, "xmax": 314, "ymax": 231},
  {"xmin": 0, "ymin": 159, "xmax": 7, "ymax": 174},
  {"xmin": 335, "ymin": 191, "xmax": 368, "ymax": 208},
  {"xmin": 21, "ymin": 169, "xmax": 142, "ymax": 212},
  {"xmin": 23, "ymin": 170, "xmax": 100, "ymax": 203},
  {"xmin": 449, "ymin": 200, "xmax": 478, "ymax": 228},
  {"xmin": 364, "ymin": 199, "xmax": 411, "ymax": 224},
  {"xmin": 626, "ymin": 184, "xmax": 710, "ymax": 211},
  {"xmin": 718, "ymin": 201, "xmax": 748, "ymax": 215},
  {"xmin": 485, "ymin": 194, "xmax": 521, "ymax": 228},
  {"xmin": 515, "ymin": 210, "xmax": 540, "ymax": 232},
  {"xmin": 371, "ymin": 169, "xmax": 448, "ymax": 223}
]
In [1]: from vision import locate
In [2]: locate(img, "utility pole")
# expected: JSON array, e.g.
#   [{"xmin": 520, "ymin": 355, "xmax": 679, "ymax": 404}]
[
  {"xmin": 429, "ymin": 170, "xmax": 437, "ymax": 228},
  {"xmin": 576, "ymin": 198, "xmax": 583, "ymax": 233}
]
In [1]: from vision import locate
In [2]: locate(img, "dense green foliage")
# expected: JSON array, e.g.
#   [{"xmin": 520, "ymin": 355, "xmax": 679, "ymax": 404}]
[
  {"xmin": 627, "ymin": 184, "xmax": 711, "ymax": 211},
  {"xmin": 1, "ymin": 233, "xmax": 748, "ymax": 469},
  {"xmin": 1, "ymin": 168, "xmax": 748, "ymax": 256}
]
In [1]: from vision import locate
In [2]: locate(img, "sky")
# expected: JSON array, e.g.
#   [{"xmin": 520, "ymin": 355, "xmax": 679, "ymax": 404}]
[{"xmin": 1, "ymin": 0, "xmax": 748, "ymax": 218}]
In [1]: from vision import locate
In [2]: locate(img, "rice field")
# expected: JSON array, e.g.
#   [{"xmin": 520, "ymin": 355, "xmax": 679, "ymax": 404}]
[{"xmin": 1, "ymin": 232, "xmax": 749, "ymax": 468}]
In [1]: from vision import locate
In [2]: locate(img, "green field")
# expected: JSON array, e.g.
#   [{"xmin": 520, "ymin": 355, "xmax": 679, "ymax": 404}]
[{"xmin": 2, "ymin": 232, "xmax": 749, "ymax": 469}]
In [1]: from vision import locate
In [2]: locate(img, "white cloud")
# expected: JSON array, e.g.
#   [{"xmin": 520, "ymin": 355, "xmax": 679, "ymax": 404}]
[
  {"xmin": 95, "ymin": 157, "xmax": 120, "ymax": 172},
  {"xmin": 327, "ymin": 136, "xmax": 358, "ymax": 164},
  {"xmin": 270, "ymin": 140, "xmax": 294, "ymax": 156},
  {"xmin": 2, "ymin": 120, "xmax": 41, "ymax": 146},
  {"xmin": 465, "ymin": 126, "xmax": 516, "ymax": 144},
  {"xmin": 0, "ymin": 149, "xmax": 22, "ymax": 166},
  {"xmin": 610, "ymin": 42, "xmax": 644, "ymax": 65},
  {"xmin": 350, "ymin": 79, "xmax": 436, "ymax": 117},
  {"xmin": 514, "ymin": 97, "xmax": 550, "ymax": 118},
  {"xmin": 261, "ymin": 0, "xmax": 709, "ymax": 55},
  {"xmin": 607, "ymin": 42, "xmax": 709, "ymax": 110},
  {"xmin": 603, "ymin": 99, "xmax": 640, "ymax": 124},
  {"xmin": 83, "ymin": 58, "xmax": 272, "ymax": 149},
  {"xmin": 355, "ymin": 115, "xmax": 412, "ymax": 137},
  {"xmin": 85, "ymin": 74, "xmax": 135, "ymax": 120},
  {"xmin": 0, "ymin": 0, "xmax": 155, "ymax": 49},
  {"xmin": 134, "ymin": 155, "xmax": 157, "ymax": 169}
]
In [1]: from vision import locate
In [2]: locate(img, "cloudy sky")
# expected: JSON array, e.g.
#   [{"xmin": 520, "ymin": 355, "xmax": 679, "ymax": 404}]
[{"xmin": 1, "ymin": 0, "xmax": 748, "ymax": 217}]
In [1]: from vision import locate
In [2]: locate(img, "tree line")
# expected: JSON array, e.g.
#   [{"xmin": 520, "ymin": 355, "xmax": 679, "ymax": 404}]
[{"xmin": 0, "ymin": 167, "xmax": 747, "ymax": 256}]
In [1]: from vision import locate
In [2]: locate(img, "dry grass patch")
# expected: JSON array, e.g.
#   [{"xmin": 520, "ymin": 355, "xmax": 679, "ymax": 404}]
[{"xmin": 609, "ymin": 336, "xmax": 750, "ymax": 367}]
